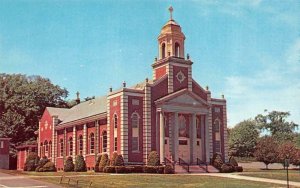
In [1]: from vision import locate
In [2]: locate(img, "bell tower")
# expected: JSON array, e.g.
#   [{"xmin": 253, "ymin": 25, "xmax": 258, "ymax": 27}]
[
  {"xmin": 152, "ymin": 6, "xmax": 193, "ymax": 93},
  {"xmin": 158, "ymin": 6, "xmax": 185, "ymax": 59}
]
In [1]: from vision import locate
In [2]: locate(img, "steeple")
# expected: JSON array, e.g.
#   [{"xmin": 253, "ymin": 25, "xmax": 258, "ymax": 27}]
[{"xmin": 158, "ymin": 6, "xmax": 185, "ymax": 59}]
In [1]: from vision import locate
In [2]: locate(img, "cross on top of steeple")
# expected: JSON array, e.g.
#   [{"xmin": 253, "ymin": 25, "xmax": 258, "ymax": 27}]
[{"xmin": 169, "ymin": 6, "xmax": 173, "ymax": 20}]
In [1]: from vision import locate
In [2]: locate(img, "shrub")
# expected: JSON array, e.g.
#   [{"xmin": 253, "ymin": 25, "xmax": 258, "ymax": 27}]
[
  {"xmin": 220, "ymin": 163, "xmax": 235, "ymax": 173},
  {"xmin": 212, "ymin": 153, "xmax": 223, "ymax": 170},
  {"xmin": 104, "ymin": 166, "xmax": 115, "ymax": 173},
  {"xmin": 42, "ymin": 162, "xmax": 56, "ymax": 172},
  {"xmin": 164, "ymin": 165, "xmax": 174, "ymax": 174},
  {"xmin": 235, "ymin": 166, "xmax": 243, "ymax": 172},
  {"xmin": 95, "ymin": 154, "xmax": 102, "ymax": 172},
  {"xmin": 24, "ymin": 152, "xmax": 39, "ymax": 171},
  {"xmin": 115, "ymin": 155, "xmax": 125, "ymax": 166},
  {"xmin": 229, "ymin": 156, "xmax": 238, "ymax": 167},
  {"xmin": 129, "ymin": 165, "xmax": 144, "ymax": 173},
  {"xmin": 115, "ymin": 166, "xmax": 126, "ymax": 173},
  {"xmin": 110, "ymin": 152, "xmax": 118, "ymax": 166},
  {"xmin": 99, "ymin": 153, "xmax": 109, "ymax": 172},
  {"xmin": 144, "ymin": 166, "xmax": 157, "ymax": 173},
  {"xmin": 64, "ymin": 157, "xmax": 74, "ymax": 172},
  {"xmin": 36, "ymin": 156, "xmax": 49, "ymax": 172},
  {"xmin": 124, "ymin": 166, "xmax": 134, "ymax": 173},
  {"xmin": 74, "ymin": 155, "xmax": 87, "ymax": 172},
  {"xmin": 156, "ymin": 166, "xmax": 165, "ymax": 174},
  {"xmin": 147, "ymin": 151, "xmax": 160, "ymax": 166}
]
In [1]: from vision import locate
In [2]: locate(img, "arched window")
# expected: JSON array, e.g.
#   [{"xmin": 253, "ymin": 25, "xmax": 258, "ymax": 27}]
[
  {"xmin": 49, "ymin": 141, "xmax": 52, "ymax": 157},
  {"xmin": 161, "ymin": 43, "xmax": 166, "ymax": 59},
  {"xmin": 78, "ymin": 135, "xmax": 83, "ymax": 155},
  {"xmin": 214, "ymin": 119, "xmax": 220, "ymax": 133},
  {"xmin": 102, "ymin": 131, "xmax": 107, "ymax": 152},
  {"xmin": 90, "ymin": 133, "xmax": 95, "ymax": 154},
  {"xmin": 59, "ymin": 139, "xmax": 64, "ymax": 157},
  {"xmin": 178, "ymin": 115, "xmax": 187, "ymax": 137},
  {"xmin": 175, "ymin": 42, "xmax": 180, "ymax": 57},
  {"xmin": 114, "ymin": 114, "xmax": 118, "ymax": 129},
  {"xmin": 40, "ymin": 142, "xmax": 43, "ymax": 157},
  {"xmin": 44, "ymin": 140, "xmax": 48, "ymax": 157},
  {"xmin": 69, "ymin": 137, "xmax": 73, "ymax": 156},
  {"xmin": 131, "ymin": 113, "xmax": 139, "ymax": 152}
]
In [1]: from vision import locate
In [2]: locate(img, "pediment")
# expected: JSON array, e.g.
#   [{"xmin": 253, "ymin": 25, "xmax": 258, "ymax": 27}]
[{"xmin": 155, "ymin": 89, "xmax": 208, "ymax": 107}]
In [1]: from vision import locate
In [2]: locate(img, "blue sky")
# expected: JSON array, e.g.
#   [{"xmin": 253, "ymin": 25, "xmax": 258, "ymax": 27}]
[{"xmin": 0, "ymin": 0, "xmax": 299, "ymax": 127}]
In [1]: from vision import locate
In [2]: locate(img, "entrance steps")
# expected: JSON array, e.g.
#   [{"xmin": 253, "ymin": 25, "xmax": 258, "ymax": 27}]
[{"xmin": 174, "ymin": 164, "xmax": 219, "ymax": 174}]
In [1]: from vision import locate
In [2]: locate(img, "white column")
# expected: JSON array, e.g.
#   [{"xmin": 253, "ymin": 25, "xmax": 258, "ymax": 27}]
[
  {"xmin": 205, "ymin": 115, "xmax": 210, "ymax": 163},
  {"xmin": 95, "ymin": 121, "xmax": 99, "ymax": 155},
  {"xmin": 73, "ymin": 126, "xmax": 76, "ymax": 162},
  {"xmin": 173, "ymin": 112, "xmax": 179, "ymax": 162},
  {"xmin": 54, "ymin": 130, "xmax": 57, "ymax": 166},
  {"xmin": 143, "ymin": 84, "xmax": 152, "ymax": 163},
  {"xmin": 38, "ymin": 121, "xmax": 41, "ymax": 157},
  {"xmin": 223, "ymin": 105, "xmax": 228, "ymax": 162},
  {"xmin": 159, "ymin": 111, "xmax": 165, "ymax": 164},
  {"xmin": 63, "ymin": 128, "xmax": 67, "ymax": 164},
  {"xmin": 120, "ymin": 94, "xmax": 129, "ymax": 163},
  {"xmin": 191, "ymin": 114, "xmax": 197, "ymax": 164},
  {"xmin": 106, "ymin": 98, "xmax": 110, "ymax": 157},
  {"xmin": 83, "ymin": 124, "xmax": 87, "ymax": 159}
]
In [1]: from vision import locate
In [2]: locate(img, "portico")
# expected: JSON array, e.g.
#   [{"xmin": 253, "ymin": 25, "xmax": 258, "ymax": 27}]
[{"xmin": 155, "ymin": 89, "xmax": 210, "ymax": 165}]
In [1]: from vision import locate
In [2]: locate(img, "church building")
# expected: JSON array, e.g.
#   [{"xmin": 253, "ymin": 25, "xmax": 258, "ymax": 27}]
[{"xmin": 33, "ymin": 7, "xmax": 228, "ymax": 171}]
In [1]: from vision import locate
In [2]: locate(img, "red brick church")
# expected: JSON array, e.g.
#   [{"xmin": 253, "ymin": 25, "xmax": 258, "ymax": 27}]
[{"xmin": 19, "ymin": 7, "xmax": 228, "ymax": 171}]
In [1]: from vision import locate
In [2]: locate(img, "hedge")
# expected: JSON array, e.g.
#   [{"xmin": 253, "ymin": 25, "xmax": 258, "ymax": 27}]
[{"xmin": 99, "ymin": 153, "xmax": 109, "ymax": 172}]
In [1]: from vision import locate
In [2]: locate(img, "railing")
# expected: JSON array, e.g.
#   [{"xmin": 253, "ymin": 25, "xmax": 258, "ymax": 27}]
[
  {"xmin": 197, "ymin": 158, "xmax": 208, "ymax": 173},
  {"xmin": 164, "ymin": 157, "xmax": 175, "ymax": 169},
  {"xmin": 178, "ymin": 158, "xmax": 190, "ymax": 173}
]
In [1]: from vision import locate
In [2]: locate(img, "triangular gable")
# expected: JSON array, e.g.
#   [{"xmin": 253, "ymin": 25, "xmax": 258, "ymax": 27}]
[{"xmin": 155, "ymin": 89, "xmax": 208, "ymax": 107}]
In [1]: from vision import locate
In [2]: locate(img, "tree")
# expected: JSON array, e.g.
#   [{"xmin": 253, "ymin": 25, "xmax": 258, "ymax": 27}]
[
  {"xmin": 278, "ymin": 141, "xmax": 297, "ymax": 168},
  {"xmin": 64, "ymin": 156, "xmax": 75, "ymax": 172},
  {"xmin": 147, "ymin": 151, "xmax": 160, "ymax": 166},
  {"xmin": 254, "ymin": 136, "xmax": 279, "ymax": 169},
  {"xmin": 0, "ymin": 74, "xmax": 69, "ymax": 155},
  {"xmin": 229, "ymin": 119, "xmax": 259, "ymax": 157},
  {"xmin": 74, "ymin": 155, "xmax": 87, "ymax": 172},
  {"xmin": 255, "ymin": 111, "xmax": 298, "ymax": 143}
]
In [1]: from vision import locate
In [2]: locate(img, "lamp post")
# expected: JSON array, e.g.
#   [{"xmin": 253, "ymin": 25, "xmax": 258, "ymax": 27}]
[{"xmin": 284, "ymin": 158, "xmax": 290, "ymax": 188}]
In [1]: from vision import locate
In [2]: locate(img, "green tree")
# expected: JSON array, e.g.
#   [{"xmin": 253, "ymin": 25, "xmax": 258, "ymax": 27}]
[
  {"xmin": 254, "ymin": 136, "xmax": 279, "ymax": 169},
  {"xmin": 0, "ymin": 74, "xmax": 68, "ymax": 155},
  {"xmin": 255, "ymin": 111, "xmax": 298, "ymax": 143},
  {"xmin": 229, "ymin": 119, "xmax": 259, "ymax": 157}
]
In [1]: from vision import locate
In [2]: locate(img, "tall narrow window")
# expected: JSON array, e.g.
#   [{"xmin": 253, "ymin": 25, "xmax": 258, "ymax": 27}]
[
  {"xmin": 178, "ymin": 115, "xmax": 187, "ymax": 137},
  {"xmin": 114, "ymin": 114, "xmax": 118, "ymax": 128},
  {"xmin": 40, "ymin": 143, "xmax": 43, "ymax": 157},
  {"xmin": 114, "ymin": 137, "xmax": 118, "ymax": 151},
  {"xmin": 102, "ymin": 131, "xmax": 107, "ymax": 152},
  {"xmin": 131, "ymin": 113, "xmax": 139, "ymax": 152},
  {"xmin": 215, "ymin": 141, "xmax": 221, "ymax": 153},
  {"xmin": 175, "ymin": 42, "xmax": 180, "ymax": 57},
  {"xmin": 49, "ymin": 141, "xmax": 52, "ymax": 158},
  {"xmin": 161, "ymin": 43, "xmax": 166, "ymax": 59},
  {"xmin": 44, "ymin": 140, "xmax": 48, "ymax": 157},
  {"xmin": 78, "ymin": 135, "xmax": 83, "ymax": 155},
  {"xmin": 60, "ymin": 139, "xmax": 64, "ymax": 157},
  {"xmin": 69, "ymin": 137, "xmax": 73, "ymax": 156},
  {"xmin": 196, "ymin": 117, "xmax": 201, "ymax": 139},
  {"xmin": 90, "ymin": 133, "xmax": 95, "ymax": 154},
  {"xmin": 214, "ymin": 120, "xmax": 220, "ymax": 133}
]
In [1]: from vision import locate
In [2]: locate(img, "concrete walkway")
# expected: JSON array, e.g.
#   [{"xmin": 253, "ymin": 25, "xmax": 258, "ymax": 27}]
[
  {"xmin": 200, "ymin": 173, "xmax": 300, "ymax": 187},
  {"xmin": 0, "ymin": 172, "xmax": 62, "ymax": 188}
]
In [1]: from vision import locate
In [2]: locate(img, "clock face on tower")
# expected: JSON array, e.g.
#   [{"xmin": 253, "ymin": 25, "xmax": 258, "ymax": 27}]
[{"xmin": 176, "ymin": 71, "xmax": 186, "ymax": 83}]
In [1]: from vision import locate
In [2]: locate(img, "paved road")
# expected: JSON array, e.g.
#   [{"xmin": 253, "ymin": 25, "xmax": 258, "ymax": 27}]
[{"xmin": 0, "ymin": 172, "xmax": 61, "ymax": 188}]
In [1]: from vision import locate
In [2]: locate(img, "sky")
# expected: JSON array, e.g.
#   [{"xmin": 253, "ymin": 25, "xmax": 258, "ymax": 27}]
[{"xmin": 0, "ymin": 0, "xmax": 299, "ymax": 127}]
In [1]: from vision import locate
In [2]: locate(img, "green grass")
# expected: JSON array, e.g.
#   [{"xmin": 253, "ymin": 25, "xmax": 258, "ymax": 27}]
[
  {"xmin": 235, "ymin": 157, "xmax": 256, "ymax": 163},
  {"xmin": 241, "ymin": 169, "xmax": 300, "ymax": 182}
]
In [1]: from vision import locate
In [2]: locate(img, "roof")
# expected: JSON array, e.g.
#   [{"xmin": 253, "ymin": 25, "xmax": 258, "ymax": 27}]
[
  {"xmin": 130, "ymin": 79, "xmax": 154, "ymax": 90},
  {"xmin": 61, "ymin": 96, "xmax": 107, "ymax": 124},
  {"xmin": 46, "ymin": 96, "xmax": 107, "ymax": 126}
]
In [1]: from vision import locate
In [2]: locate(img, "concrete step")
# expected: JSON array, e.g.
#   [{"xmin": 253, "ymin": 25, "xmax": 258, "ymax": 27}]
[
  {"xmin": 189, "ymin": 165, "xmax": 207, "ymax": 173},
  {"xmin": 207, "ymin": 165, "xmax": 219, "ymax": 173}
]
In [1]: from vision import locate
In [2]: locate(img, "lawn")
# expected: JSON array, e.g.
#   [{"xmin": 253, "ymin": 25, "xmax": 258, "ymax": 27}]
[{"xmin": 241, "ymin": 169, "xmax": 300, "ymax": 182}]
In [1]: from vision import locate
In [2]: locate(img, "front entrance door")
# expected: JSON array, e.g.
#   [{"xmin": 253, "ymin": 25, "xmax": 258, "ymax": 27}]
[{"xmin": 178, "ymin": 138, "xmax": 190, "ymax": 163}]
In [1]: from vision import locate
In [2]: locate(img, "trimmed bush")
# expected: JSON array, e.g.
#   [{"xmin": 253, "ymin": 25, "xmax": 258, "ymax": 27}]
[
  {"xmin": 156, "ymin": 166, "xmax": 165, "ymax": 174},
  {"xmin": 74, "ymin": 155, "xmax": 87, "ymax": 172},
  {"xmin": 110, "ymin": 152, "xmax": 118, "ymax": 166},
  {"xmin": 144, "ymin": 166, "xmax": 157, "ymax": 173},
  {"xmin": 42, "ymin": 162, "xmax": 56, "ymax": 172},
  {"xmin": 99, "ymin": 153, "xmax": 109, "ymax": 172},
  {"xmin": 124, "ymin": 166, "xmax": 134, "ymax": 173},
  {"xmin": 220, "ymin": 163, "xmax": 235, "ymax": 173},
  {"xmin": 64, "ymin": 156, "xmax": 74, "ymax": 172},
  {"xmin": 115, "ymin": 154, "xmax": 125, "ymax": 166},
  {"xmin": 36, "ymin": 156, "xmax": 49, "ymax": 172},
  {"xmin": 24, "ymin": 152, "xmax": 39, "ymax": 171},
  {"xmin": 164, "ymin": 165, "xmax": 174, "ymax": 174},
  {"xmin": 229, "ymin": 156, "xmax": 238, "ymax": 167},
  {"xmin": 147, "ymin": 151, "xmax": 160, "ymax": 166},
  {"xmin": 212, "ymin": 153, "xmax": 223, "ymax": 170},
  {"xmin": 235, "ymin": 166, "xmax": 243, "ymax": 172},
  {"xmin": 129, "ymin": 165, "xmax": 144, "ymax": 173},
  {"xmin": 95, "ymin": 154, "xmax": 102, "ymax": 172},
  {"xmin": 115, "ymin": 166, "xmax": 126, "ymax": 173},
  {"xmin": 104, "ymin": 166, "xmax": 115, "ymax": 173}
]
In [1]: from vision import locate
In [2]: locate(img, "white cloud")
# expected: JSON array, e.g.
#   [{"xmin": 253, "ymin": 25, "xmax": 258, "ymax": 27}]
[{"xmin": 225, "ymin": 38, "xmax": 300, "ymax": 127}]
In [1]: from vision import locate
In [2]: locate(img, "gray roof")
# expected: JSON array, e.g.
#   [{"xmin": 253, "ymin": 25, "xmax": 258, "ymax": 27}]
[{"xmin": 46, "ymin": 96, "xmax": 107, "ymax": 125}]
